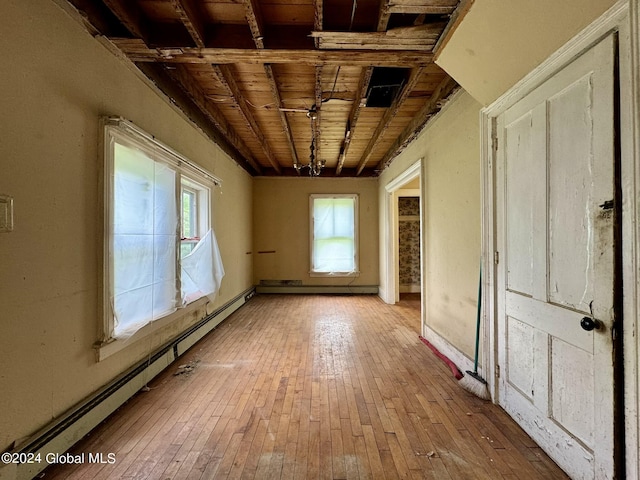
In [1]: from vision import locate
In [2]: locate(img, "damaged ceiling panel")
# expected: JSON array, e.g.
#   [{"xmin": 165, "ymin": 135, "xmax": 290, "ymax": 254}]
[{"xmin": 65, "ymin": 0, "xmax": 460, "ymax": 176}]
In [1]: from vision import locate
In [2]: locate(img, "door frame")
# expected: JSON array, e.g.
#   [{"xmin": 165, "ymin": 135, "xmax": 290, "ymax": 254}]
[
  {"xmin": 382, "ymin": 159, "xmax": 423, "ymax": 306},
  {"xmin": 480, "ymin": 0, "xmax": 639, "ymax": 476}
]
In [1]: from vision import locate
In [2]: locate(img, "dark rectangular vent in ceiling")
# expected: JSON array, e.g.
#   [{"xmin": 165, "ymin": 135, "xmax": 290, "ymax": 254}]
[{"xmin": 365, "ymin": 67, "xmax": 411, "ymax": 108}]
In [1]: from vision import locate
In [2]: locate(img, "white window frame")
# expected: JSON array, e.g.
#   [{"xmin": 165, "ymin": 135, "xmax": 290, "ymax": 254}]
[
  {"xmin": 100, "ymin": 117, "xmax": 220, "ymax": 358},
  {"xmin": 309, "ymin": 193, "xmax": 360, "ymax": 277},
  {"xmin": 181, "ymin": 178, "xmax": 210, "ymax": 258}
]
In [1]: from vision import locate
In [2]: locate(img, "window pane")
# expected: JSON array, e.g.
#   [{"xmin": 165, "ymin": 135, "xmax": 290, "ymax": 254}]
[
  {"xmin": 312, "ymin": 196, "xmax": 356, "ymax": 273},
  {"xmin": 182, "ymin": 189, "xmax": 196, "ymax": 238}
]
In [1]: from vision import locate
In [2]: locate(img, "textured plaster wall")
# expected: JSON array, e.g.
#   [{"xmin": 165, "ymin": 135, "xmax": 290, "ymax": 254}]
[
  {"xmin": 0, "ymin": 0, "xmax": 253, "ymax": 454},
  {"xmin": 379, "ymin": 91, "xmax": 483, "ymax": 358},
  {"xmin": 253, "ymin": 177, "xmax": 379, "ymax": 287}
]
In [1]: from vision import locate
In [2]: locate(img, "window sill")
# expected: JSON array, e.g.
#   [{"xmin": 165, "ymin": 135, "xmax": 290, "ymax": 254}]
[
  {"xmin": 95, "ymin": 297, "xmax": 209, "ymax": 362},
  {"xmin": 309, "ymin": 271, "xmax": 361, "ymax": 278}
]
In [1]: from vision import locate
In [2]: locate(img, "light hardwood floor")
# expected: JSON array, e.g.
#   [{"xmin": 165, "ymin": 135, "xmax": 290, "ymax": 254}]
[{"xmin": 43, "ymin": 294, "xmax": 568, "ymax": 479}]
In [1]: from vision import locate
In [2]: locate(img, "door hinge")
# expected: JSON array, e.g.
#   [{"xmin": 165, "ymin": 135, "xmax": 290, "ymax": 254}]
[
  {"xmin": 491, "ymin": 135, "xmax": 498, "ymax": 152},
  {"xmin": 495, "ymin": 364, "xmax": 501, "ymax": 378},
  {"xmin": 494, "ymin": 251, "xmax": 499, "ymax": 265}
]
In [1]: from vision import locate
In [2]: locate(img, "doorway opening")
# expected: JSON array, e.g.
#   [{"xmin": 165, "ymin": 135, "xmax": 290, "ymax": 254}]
[{"xmin": 383, "ymin": 159, "xmax": 423, "ymax": 333}]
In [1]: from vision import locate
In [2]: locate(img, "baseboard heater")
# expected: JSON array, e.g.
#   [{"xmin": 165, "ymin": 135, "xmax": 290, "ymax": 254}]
[
  {"xmin": 256, "ymin": 283, "xmax": 378, "ymax": 294},
  {"xmin": 3, "ymin": 287, "xmax": 255, "ymax": 480}
]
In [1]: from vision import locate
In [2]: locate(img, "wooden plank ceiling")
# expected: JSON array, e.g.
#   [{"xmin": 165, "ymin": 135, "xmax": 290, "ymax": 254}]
[{"xmin": 67, "ymin": 0, "xmax": 460, "ymax": 176}]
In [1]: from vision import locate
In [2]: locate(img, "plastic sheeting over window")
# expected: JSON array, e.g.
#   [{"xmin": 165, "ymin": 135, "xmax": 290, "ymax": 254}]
[
  {"xmin": 105, "ymin": 118, "xmax": 224, "ymax": 341},
  {"xmin": 112, "ymin": 143, "xmax": 179, "ymax": 339},
  {"xmin": 311, "ymin": 195, "xmax": 358, "ymax": 275},
  {"xmin": 181, "ymin": 229, "xmax": 225, "ymax": 305}
]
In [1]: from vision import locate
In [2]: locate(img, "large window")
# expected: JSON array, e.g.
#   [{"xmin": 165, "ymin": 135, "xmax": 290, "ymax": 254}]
[
  {"xmin": 310, "ymin": 194, "xmax": 359, "ymax": 275},
  {"xmin": 103, "ymin": 118, "xmax": 224, "ymax": 341}
]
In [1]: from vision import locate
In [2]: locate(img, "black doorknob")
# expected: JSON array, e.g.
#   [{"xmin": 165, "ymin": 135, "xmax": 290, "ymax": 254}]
[{"xmin": 580, "ymin": 317, "xmax": 602, "ymax": 331}]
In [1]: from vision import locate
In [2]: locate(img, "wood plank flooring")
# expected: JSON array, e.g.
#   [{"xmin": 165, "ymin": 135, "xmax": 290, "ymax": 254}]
[{"xmin": 43, "ymin": 294, "xmax": 568, "ymax": 479}]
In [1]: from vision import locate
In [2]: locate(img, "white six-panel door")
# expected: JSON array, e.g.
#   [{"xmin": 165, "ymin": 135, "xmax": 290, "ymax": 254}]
[{"xmin": 495, "ymin": 33, "xmax": 616, "ymax": 479}]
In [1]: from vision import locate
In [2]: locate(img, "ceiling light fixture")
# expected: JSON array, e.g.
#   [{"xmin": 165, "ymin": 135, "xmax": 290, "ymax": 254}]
[{"xmin": 294, "ymin": 105, "xmax": 326, "ymax": 176}]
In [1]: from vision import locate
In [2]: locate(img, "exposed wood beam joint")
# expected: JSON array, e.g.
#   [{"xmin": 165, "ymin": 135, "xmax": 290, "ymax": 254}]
[{"xmin": 377, "ymin": 0, "xmax": 391, "ymax": 32}]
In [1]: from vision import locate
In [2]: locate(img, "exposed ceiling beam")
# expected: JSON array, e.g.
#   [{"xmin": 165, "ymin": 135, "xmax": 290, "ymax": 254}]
[
  {"xmin": 165, "ymin": 64, "xmax": 263, "ymax": 174},
  {"xmin": 243, "ymin": 0, "xmax": 299, "ymax": 170},
  {"xmin": 264, "ymin": 65, "xmax": 299, "ymax": 169},
  {"xmin": 377, "ymin": 0, "xmax": 392, "ymax": 33},
  {"xmin": 336, "ymin": 3, "xmax": 392, "ymax": 175},
  {"xmin": 314, "ymin": 65, "xmax": 323, "ymax": 165},
  {"xmin": 314, "ymin": 0, "xmax": 323, "ymax": 48},
  {"xmin": 355, "ymin": 67, "xmax": 425, "ymax": 175},
  {"xmin": 375, "ymin": 75, "xmax": 459, "ymax": 172},
  {"xmin": 110, "ymin": 40, "xmax": 435, "ymax": 67},
  {"xmin": 212, "ymin": 64, "xmax": 282, "ymax": 174},
  {"xmin": 335, "ymin": 67, "xmax": 372, "ymax": 175},
  {"xmin": 387, "ymin": 5, "xmax": 456, "ymax": 14},
  {"xmin": 169, "ymin": 0, "xmax": 206, "ymax": 48},
  {"xmin": 242, "ymin": 0, "xmax": 265, "ymax": 48},
  {"xmin": 311, "ymin": 24, "xmax": 445, "ymax": 51},
  {"xmin": 378, "ymin": 0, "xmax": 457, "ymax": 16}
]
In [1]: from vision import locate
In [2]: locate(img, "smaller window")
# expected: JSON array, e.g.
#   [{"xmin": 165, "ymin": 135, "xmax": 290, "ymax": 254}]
[
  {"xmin": 181, "ymin": 179, "xmax": 208, "ymax": 258},
  {"xmin": 310, "ymin": 194, "xmax": 359, "ymax": 276}
]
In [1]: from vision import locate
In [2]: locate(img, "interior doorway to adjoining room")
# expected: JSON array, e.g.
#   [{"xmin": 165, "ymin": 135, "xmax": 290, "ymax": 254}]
[{"xmin": 383, "ymin": 159, "xmax": 423, "ymax": 333}]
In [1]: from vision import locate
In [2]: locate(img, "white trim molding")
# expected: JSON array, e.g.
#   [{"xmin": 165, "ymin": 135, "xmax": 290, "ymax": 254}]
[{"xmin": 382, "ymin": 159, "xmax": 423, "ymax": 306}]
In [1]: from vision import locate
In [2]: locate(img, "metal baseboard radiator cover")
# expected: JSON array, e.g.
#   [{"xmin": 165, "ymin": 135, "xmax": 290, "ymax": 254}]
[
  {"xmin": 255, "ymin": 284, "xmax": 378, "ymax": 294},
  {"xmin": 4, "ymin": 287, "xmax": 255, "ymax": 480}
]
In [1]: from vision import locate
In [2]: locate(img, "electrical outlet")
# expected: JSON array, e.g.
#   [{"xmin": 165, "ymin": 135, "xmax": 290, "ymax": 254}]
[{"xmin": 0, "ymin": 195, "xmax": 14, "ymax": 232}]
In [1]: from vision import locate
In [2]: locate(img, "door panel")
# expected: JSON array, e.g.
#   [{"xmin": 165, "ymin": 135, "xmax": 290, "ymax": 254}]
[
  {"xmin": 550, "ymin": 337, "xmax": 595, "ymax": 448},
  {"xmin": 496, "ymin": 34, "xmax": 616, "ymax": 479},
  {"xmin": 505, "ymin": 111, "xmax": 536, "ymax": 297},
  {"xmin": 548, "ymin": 75, "xmax": 600, "ymax": 312}
]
